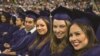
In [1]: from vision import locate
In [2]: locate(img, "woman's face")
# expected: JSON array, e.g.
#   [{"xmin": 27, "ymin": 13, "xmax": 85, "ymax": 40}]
[
  {"xmin": 1, "ymin": 15, "xmax": 6, "ymax": 22},
  {"xmin": 69, "ymin": 24, "xmax": 88, "ymax": 50},
  {"xmin": 36, "ymin": 19, "xmax": 48, "ymax": 35},
  {"xmin": 53, "ymin": 19, "xmax": 67, "ymax": 39}
]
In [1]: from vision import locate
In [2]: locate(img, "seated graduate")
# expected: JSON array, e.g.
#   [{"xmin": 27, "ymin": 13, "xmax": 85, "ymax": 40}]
[
  {"xmin": 68, "ymin": 20, "xmax": 100, "ymax": 56},
  {"xmin": 2, "ymin": 10, "xmax": 38, "ymax": 56},
  {"xmin": 2, "ymin": 12, "xmax": 26, "ymax": 50},
  {"xmin": 39, "ymin": 6, "xmax": 73, "ymax": 56},
  {"xmin": 0, "ymin": 11, "xmax": 12, "ymax": 51},
  {"xmin": 28, "ymin": 11, "xmax": 51, "ymax": 56}
]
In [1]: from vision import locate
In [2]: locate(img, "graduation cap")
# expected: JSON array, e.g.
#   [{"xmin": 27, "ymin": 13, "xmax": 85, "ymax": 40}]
[
  {"xmin": 73, "ymin": 18, "xmax": 91, "ymax": 25},
  {"xmin": 16, "ymin": 13, "xmax": 25, "ymax": 21},
  {"xmin": 72, "ymin": 9, "xmax": 87, "ymax": 19},
  {"xmin": 72, "ymin": 9, "xmax": 96, "ymax": 31},
  {"xmin": 39, "ymin": 10, "xmax": 50, "ymax": 21},
  {"xmin": 25, "ymin": 10, "xmax": 39, "ymax": 20},
  {"xmin": 73, "ymin": 9, "xmax": 91, "ymax": 22},
  {"xmin": 51, "ymin": 6, "xmax": 72, "ymax": 21},
  {"xmin": 39, "ymin": 10, "xmax": 50, "ymax": 18}
]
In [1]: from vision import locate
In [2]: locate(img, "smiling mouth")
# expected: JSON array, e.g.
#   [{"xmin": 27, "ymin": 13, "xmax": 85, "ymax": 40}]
[
  {"xmin": 56, "ymin": 34, "xmax": 61, "ymax": 37},
  {"xmin": 72, "ymin": 41, "xmax": 81, "ymax": 47}
]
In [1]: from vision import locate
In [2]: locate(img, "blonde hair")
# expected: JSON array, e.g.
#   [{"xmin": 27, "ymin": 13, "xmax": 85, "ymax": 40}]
[{"xmin": 50, "ymin": 20, "xmax": 71, "ymax": 55}]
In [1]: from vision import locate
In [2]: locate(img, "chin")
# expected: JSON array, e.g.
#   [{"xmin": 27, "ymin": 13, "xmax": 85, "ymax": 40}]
[
  {"xmin": 39, "ymin": 33, "xmax": 45, "ymax": 35},
  {"xmin": 57, "ymin": 37, "xmax": 63, "ymax": 39},
  {"xmin": 74, "ymin": 47, "xmax": 81, "ymax": 51}
]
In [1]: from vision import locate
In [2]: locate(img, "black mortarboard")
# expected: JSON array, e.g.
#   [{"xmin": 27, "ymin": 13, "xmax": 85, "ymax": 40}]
[
  {"xmin": 51, "ymin": 6, "xmax": 72, "ymax": 21},
  {"xmin": 39, "ymin": 10, "xmax": 50, "ymax": 18},
  {"xmin": 73, "ymin": 18, "xmax": 91, "ymax": 25},
  {"xmin": 17, "ymin": 13, "xmax": 25, "ymax": 21},
  {"xmin": 72, "ymin": 9, "xmax": 91, "ymax": 25},
  {"xmin": 72, "ymin": 9, "xmax": 87, "ymax": 19},
  {"xmin": 39, "ymin": 10, "xmax": 50, "ymax": 21},
  {"xmin": 25, "ymin": 10, "xmax": 39, "ymax": 20}
]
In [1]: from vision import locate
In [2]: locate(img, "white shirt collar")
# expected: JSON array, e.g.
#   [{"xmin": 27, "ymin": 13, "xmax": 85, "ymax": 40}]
[
  {"xmin": 30, "ymin": 26, "xmax": 36, "ymax": 34},
  {"xmin": 24, "ymin": 26, "xmax": 36, "ymax": 34}
]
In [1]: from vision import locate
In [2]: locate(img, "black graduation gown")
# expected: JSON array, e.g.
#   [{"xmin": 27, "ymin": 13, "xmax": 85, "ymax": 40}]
[
  {"xmin": 82, "ymin": 44, "xmax": 100, "ymax": 56},
  {"xmin": 11, "ymin": 31, "xmax": 37, "ymax": 56},
  {"xmin": 39, "ymin": 42, "xmax": 73, "ymax": 56},
  {"xmin": 0, "ymin": 23, "xmax": 12, "ymax": 51},
  {"xmin": 29, "ymin": 36, "xmax": 49, "ymax": 56}
]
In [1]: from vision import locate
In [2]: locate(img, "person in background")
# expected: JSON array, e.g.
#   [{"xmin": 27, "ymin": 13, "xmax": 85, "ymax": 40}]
[{"xmin": 0, "ymin": 11, "xmax": 12, "ymax": 51}]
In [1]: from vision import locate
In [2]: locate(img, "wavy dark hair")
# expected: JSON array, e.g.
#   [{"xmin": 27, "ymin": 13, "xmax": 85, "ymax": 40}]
[
  {"xmin": 29, "ymin": 16, "xmax": 51, "ymax": 50},
  {"xmin": 68, "ymin": 21, "xmax": 99, "ymax": 56}
]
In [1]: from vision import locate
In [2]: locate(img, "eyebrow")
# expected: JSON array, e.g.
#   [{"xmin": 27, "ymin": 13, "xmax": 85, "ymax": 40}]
[{"xmin": 70, "ymin": 30, "xmax": 81, "ymax": 34}]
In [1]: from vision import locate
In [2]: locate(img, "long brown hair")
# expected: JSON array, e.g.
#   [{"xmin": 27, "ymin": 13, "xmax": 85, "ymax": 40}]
[
  {"xmin": 50, "ymin": 20, "xmax": 71, "ymax": 55},
  {"xmin": 68, "ymin": 21, "xmax": 99, "ymax": 56},
  {"xmin": 29, "ymin": 16, "xmax": 51, "ymax": 50}
]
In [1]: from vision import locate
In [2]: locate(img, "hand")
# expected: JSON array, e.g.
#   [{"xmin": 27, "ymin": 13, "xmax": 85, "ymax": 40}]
[
  {"xmin": 4, "ymin": 43, "xmax": 11, "ymax": 48},
  {"xmin": 2, "ymin": 50, "xmax": 16, "ymax": 55},
  {"xmin": 2, "ymin": 49, "xmax": 11, "ymax": 54},
  {"xmin": 2, "ymin": 32, "xmax": 8, "ymax": 36}
]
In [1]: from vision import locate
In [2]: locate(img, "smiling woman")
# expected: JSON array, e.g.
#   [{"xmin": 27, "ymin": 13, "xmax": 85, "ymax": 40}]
[
  {"xmin": 53, "ymin": 19, "xmax": 68, "ymax": 39},
  {"xmin": 36, "ymin": 18, "xmax": 48, "ymax": 35},
  {"xmin": 39, "ymin": 6, "xmax": 73, "ymax": 56},
  {"xmin": 51, "ymin": 6, "xmax": 72, "ymax": 56},
  {"xmin": 68, "ymin": 21, "xmax": 100, "ymax": 56},
  {"xmin": 28, "ymin": 14, "xmax": 51, "ymax": 56}
]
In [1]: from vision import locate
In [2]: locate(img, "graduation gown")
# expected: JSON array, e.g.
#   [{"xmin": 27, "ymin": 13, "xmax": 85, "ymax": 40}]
[
  {"xmin": 0, "ymin": 23, "xmax": 12, "ymax": 51},
  {"xmin": 29, "ymin": 36, "xmax": 49, "ymax": 56},
  {"xmin": 10, "ymin": 28, "xmax": 27, "ymax": 45},
  {"xmin": 96, "ymin": 24, "xmax": 100, "ymax": 42},
  {"xmin": 9, "ymin": 25, "xmax": 19, "ymax": 34},
  {"xmin": 39, "ymin": 42, "xmax": 73, "ymax": 56},
  {"xmin": 82, "ymin": 44, "xmax": 100, "ymax": 56},
  {"xmin": 11, "ymin": 30, "xmax": 37, "ymax": 56}
]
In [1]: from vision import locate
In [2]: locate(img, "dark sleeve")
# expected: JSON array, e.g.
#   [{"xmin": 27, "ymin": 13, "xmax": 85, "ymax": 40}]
[
  {"xmin": 11, "ymin": 35, "xmax": 31, "ymax": 51},
  {"xmin": 11, "ymin": 32, "xmax": 37, "ymax": 51}
]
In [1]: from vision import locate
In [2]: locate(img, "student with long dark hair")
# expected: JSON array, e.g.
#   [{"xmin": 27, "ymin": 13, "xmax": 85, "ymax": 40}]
[
  {"xmin": 28, "ymin": 15, "xmax": 51, "ymax": 56},
  {"xmin": 68, "ymin": 21, "xmax": 100, "ymax": 56}
]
